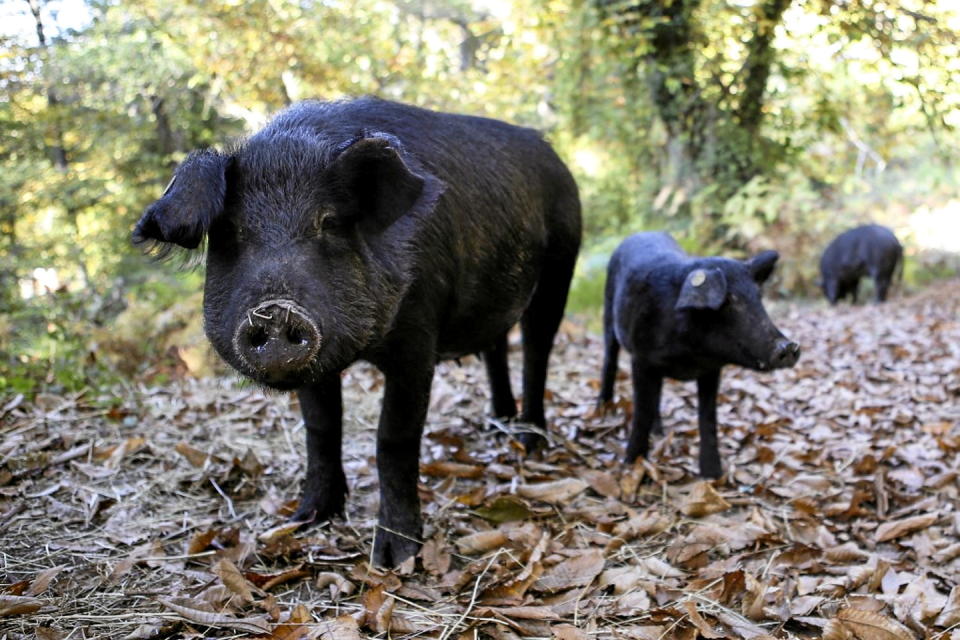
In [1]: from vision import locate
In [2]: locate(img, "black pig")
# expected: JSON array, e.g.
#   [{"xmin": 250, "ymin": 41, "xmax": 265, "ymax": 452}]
[
  {"xmin": 819, "ymin": 224, "xmax": 902, "ymax": 304},
  {"xmin": 134, "ymin": 98, "xmax": 581, "ymax": 566},
  {"xmin": 597, "ymin": 232, "xmax": 799, "ymax": 478}
]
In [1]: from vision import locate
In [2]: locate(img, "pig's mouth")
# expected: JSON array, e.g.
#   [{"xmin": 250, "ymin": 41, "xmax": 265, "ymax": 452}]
[{"xmin": 232, "ymin": 299, "xmax": 322, "ymax": 388}]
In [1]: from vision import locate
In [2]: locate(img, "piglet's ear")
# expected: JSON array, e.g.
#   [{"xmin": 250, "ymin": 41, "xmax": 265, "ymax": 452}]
[
  {"xmin": 133, "ymin": 150, "xmax": 229, "ymax": 250},
  {"xmin": 327, "ymin": 134, "xmax": 431, "ymax": 231},
  {"xmin": 675, "ymin": 268, "xmax": 728, "ymax": 310},
  {"xmin": 745, "ymin": 250, "xmax": 779, "ymax": 284}
]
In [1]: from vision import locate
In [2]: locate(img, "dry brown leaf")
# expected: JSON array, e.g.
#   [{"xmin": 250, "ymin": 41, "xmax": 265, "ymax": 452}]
[
  {"xmin": 552, "ymin": 623, "xmax": 588, "ymax": 640},
  {"xmin": 187, "ymin": 529, "xmax": 218, "ymax": 555},
  {"xmin": 157, "ymin": 597, "xmax": 270, "ymax": 633},
  {"xmin": 213, "ymin": 558, "xmax": 256, "ymax": 603},
  {"xmin": 875, "ymin": 513, "xmax": 938, "ymax": 542},
  {"xmin": 420, "ymin": 536, "xmax": 452, "ymax": 575},
  {"xmin": 421, "ymin": 460, "xmax": 483, "ymax": 478},
  {"xmin": 0, "ymin": 595, "xmax": 43, "ymax": 616},
  {"xmin": 680, "ymin": 481, "xmax": 731, "ymax": 517},
  {"xmin": 24, "ymin": 565, "xmax": 64, "ymax": 597},
  {"xmin": 99, "ymin": 436, "xmax": 147, "ymax": 469},
  {"xmin": 315, "ymin": 572, "xmax": 354, "ymax": 600},
  {"xmin": 534, "ymin": 549, "xmax": 604, "ymax": 593},
  {"xmin": 35, "ymin": 627, "xmax": 64, "ymax": 640},
  {"xmin": 318, "ymin": 614, "xmax": 362, "ymax": 640},
  {"xmin": 258, "ymin": 520, "xmax": 304, "ymax": 543},
  {"xmin": 581, "ymin": 469, "xmax": 620, "ymax": 499},
  {"xmin": 935, "ymin": 585, "xmax": 960, "ymax": 628},
  {"xmin": 683, "ymin": 600, "xmax": 724, "ymax": 639},
  {"xmin": 830, "ymin": 607, "xmax": 915, "ymax": 640},
  {"xmin": 174, "ymin": 441, "xmax": 212, "ymax": 468},
  {"xmin": 456, "ymin": 529, "xmax": 509, "ymax": 554},
  {"xmin": 517, "ymin": 478, "xmax": 588, "ymax": 504},
  {"xmin": 267, "ymin": 604, "xmax": 313, "ymax": 640},
  {"xmin": 246, "ymin": 565, "xmax": 311, "ymax": 591},
  {"xmin": 486, "ymin": 605, "xmax": 558, "ymax": 620}
]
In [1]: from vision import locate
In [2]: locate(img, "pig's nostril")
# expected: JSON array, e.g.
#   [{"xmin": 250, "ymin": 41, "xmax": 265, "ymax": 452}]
[
  {"xmin": 248, "ymin": 326, "xmax": 269, "ymax": 348},
  {"xmin": 286, "ymin": 327, "xmax": 308, "ymax": 346}
]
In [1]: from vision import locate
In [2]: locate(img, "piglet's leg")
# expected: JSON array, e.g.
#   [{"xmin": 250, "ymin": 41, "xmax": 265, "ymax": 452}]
[
  {"xmin": 624, "ymin": 362, "xmax": 662, "ymax": 465},
  {"xmin": 373, "ymin": 350, "xmax": 435, "ymax": 568},
  {"xmin": 696, "ymin": 369, "xmax": 723, "ymax": 479},
  {"xmin": 292, "ymin": 376, "xmax": 347, "ymax": 523}
]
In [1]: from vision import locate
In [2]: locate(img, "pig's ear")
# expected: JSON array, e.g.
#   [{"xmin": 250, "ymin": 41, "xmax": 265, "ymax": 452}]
[
  {"xmin": 675, "ymin": 268, "xmax": 728, "ymax": 310},
  {"xmin": 133, "ymin": 150, "xmax": 229, "ymax": 251},
  {"xmin": 327, "ymin": 134, "xmax": 437, "ymax": 230},
  {"xmin": 745, "ymin": 250, "xmax": 779, "ymax": 284}
]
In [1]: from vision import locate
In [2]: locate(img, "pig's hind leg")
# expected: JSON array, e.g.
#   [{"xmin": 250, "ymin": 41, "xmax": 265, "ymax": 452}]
[
  {"xmin": 598, "ymin": 279, "xmax": 620, "ymax": 408},
  {"xmin": 515, "ymin": 250, "xmax": 578, "ymax": 453},
  {"xmin": 484, "ymin": 333, "xmax": 518, "ymax": 420}
]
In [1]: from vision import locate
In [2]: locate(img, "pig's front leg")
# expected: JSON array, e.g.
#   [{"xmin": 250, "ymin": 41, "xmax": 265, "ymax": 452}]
[
  {"xmin": 625, "ymin": 361, "xmax": 662, "ymax": 465},
  {"xmin": 696, "ymin": 369, "xmax": 722, "ymax": 479},
  {"xmin": 291, "ymin": 376, "xmax": 347, "ymax": 523},
  {"xmin": 373, "ymin": 352, "xmax": 435, "ymax": 567}
]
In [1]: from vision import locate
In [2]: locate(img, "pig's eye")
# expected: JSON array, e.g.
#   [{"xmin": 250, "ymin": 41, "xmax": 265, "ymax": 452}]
[{"xmin": 313, "ymin": 208, "xmax": 339, "ymax": 235}]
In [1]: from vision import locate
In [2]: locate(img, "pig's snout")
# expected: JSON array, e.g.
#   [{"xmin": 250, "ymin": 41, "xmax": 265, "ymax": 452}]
[
  {"xmin": 234, "ymin": 300, "xmax": 320, "ymax": 382},
  {"xmin": 770, "ymin": 339, "xmax": 800, "ymax": 369}
]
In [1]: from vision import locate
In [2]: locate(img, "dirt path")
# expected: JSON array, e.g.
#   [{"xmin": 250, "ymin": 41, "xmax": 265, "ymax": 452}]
[{"xmin": 2, "ymin": 283, "xmax": 959, "ymax": 639}]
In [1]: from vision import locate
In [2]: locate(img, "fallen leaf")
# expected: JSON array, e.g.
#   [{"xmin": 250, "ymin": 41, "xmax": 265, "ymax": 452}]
[
  {"xmin": 25, "ymin": 565, "xmax": 64, "ymax": 597},
  {"xmin": 174, "ymin": 441, "xmax": 212, "ymax": 468},
  {"xmin": 534, "ymin": 550, "xmax": 605, "ymax": 593},
  {"xmin": 318, "ymin": 614, "xmax": 362, "ymax": 640},
  {"xmin": 158, "ymin": 597, "xmax": 270, "ymax": 633},
  {"xmin": 552, "ymin": 623, "xmax": 588, "ymax": 640},
  {"xmin": 267, "ymin": 604, "xmax": 312, "ymax": 640},
  {"xmin": 421, "ymin": 460, "xmax": 483, "ymax": 478},
  {"xmin": 0, "ymin": 595, "xmax": 43, "ymax": 616},
  {"xmin": 475, "ymin": 495, "xmax": 533, "ymax": 523},
  {"xmin": 875, "ymin": 513, "xmax": 938, "ymax": 542},
  {"xmin": 213, "ymin": 558, "xmax": 256, "ymax": 603},
  {"xmin": 456, "ymin": 529, "xmax": 509, "ymax": 554},
  {"xmin": 517, "ymin": 478, "xmax": 588, "ymax": 504},
  {"xmin": 826, "ymin": 607, "xmax": 914, "ymax": 640},
  {"xmin": 681, "ymin": 481, "xmax": 731, "ymax": 517}
]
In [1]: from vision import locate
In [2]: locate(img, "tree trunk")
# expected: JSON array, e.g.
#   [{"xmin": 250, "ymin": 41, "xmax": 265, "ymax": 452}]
[{"xmin": 599, "ymin": 0, "xmax": 792, "ymax": 235}]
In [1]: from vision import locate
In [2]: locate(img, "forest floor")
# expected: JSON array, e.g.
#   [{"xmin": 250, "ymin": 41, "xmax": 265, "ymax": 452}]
[{"xmin": 2, "ymin": 282, "xmax": 960, "ymax": 640}]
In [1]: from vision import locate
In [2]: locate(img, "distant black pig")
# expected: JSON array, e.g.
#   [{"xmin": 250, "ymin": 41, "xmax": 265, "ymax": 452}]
[
  {"xmin": 134, "ymin": 98, "xmax": 582, "ymax": 566},
  {"xmin": 597, "ymin": 232, "xmax": 799, "ymax": 478},
  {"xmin": 819, "ymin": 224, "xmax": 902, "ymax": 304}
]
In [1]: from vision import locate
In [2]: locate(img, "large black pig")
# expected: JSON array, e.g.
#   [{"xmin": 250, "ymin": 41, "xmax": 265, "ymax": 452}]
[
  {"xmin": 819, "ymin": 224, "xmax": 902, "ymax": 304},
  {"xmin": 597, "ymin": 232, "xmax": 799, "ymax": 478},
  {"xmin": 133, "ymin": 98, "xmax": 582, "ymax": 566}
]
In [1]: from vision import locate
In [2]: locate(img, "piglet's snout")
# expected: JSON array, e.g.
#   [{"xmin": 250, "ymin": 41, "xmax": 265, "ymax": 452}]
[
  {"xmin": 234, "ymin": 300, "xmax": 321, "ymax": 379},
  {"xmin": 771, "ymin": 338, "xmax": 800, "ymax": 368}
]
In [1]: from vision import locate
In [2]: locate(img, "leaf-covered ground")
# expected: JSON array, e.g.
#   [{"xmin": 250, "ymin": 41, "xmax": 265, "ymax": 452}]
[{"xmin": 2, "ymin": 282, "xmax": 959, "ymax": 639}]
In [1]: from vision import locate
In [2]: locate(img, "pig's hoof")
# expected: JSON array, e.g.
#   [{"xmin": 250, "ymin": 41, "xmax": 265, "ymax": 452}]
[
  {"xmin": 290, "ymin": 486, "xmax": 346, "ymax": 525},
  {"xmin": 373, "ymin": 528, "xmax": 422, "ymax": 568},
  {"xmin": 515, "ymin": 431, "xmax": 546, "ymax": 455}
]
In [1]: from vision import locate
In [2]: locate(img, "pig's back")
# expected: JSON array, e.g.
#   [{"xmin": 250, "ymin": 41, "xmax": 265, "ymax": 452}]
[{"xmin": 822, "ymin": 224, "xmax": 900, "ymax": 275}]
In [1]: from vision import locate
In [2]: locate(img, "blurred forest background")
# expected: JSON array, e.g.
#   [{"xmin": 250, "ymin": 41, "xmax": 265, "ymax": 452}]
[{"xmin": 2, "ymin": 0, "xmax": 959, "ymax": 395}]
